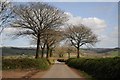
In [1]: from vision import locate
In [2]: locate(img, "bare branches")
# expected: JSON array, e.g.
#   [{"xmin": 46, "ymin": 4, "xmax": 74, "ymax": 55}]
[
  {"xmin": 65, "ymin": 24, "xmax": 98, "ymax": 58},
  {"xmin": 65, "ymin": 24, "xmax": 98, "ymax": 47},
  {"xmin": 11, "ymin": 2, "xmax": 68, "ymax": 58},
  {"xmin": 40, "ymin": 29, "xmax": 63, "ymax": 58},
  {"xmin": 11, "ymin": 2, "xmax": 68, "ymax": 37},
  {"xmin": 0, "ymin": 0, "xmax": 13, "ymax": 34}
]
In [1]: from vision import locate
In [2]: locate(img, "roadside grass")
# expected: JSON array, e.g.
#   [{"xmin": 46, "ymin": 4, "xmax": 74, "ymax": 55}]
[
  {"xmin": 47, "ymin": 58, "xmax": 55, "ymax": 65},
  {"xmin": 78, "ymin": 70, "xmax": 96, "ymax": 80}
]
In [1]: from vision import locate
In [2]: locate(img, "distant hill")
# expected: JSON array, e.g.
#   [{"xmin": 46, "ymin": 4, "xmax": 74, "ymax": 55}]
[
  {"xmin": 82, "ymin": 47, "xmax": 119, "ymax": 57},
  {"xmin": 1, "ymin": 47, "xmax": 120, "ymax": 57},
  {"xmin": 82, "ymin": 47, "xmax": 119, "ymax": 54},
  {"xmin": 2, "ymin": 47, "xmax": 37, "ymax": 56}
]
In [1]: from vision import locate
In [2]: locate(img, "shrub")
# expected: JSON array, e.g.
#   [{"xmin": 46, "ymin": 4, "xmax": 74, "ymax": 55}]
[
  {"xmin": 2, "ymin": 58, "xmax": 50, "ymax": 70},
  {"xmin": 66, "ymin": 57, "xmax": 120, "ymax": 80}
]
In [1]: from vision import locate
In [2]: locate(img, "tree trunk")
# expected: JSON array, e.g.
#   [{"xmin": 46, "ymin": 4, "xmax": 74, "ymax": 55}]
[
  {"xmin": 41, "ymin": 44, "xmax": 45, "ymax": 58},
  {"xmin": 46, "ymin": 44, "xmax": 49, "ymax": 58},
  {"xmin": 77, "ymin": 47, "xmax": 80, "ymax": 58},
  {"xmin": 35, "ymin": 34, "xmax": 40, "ymax": 59},
  {"xmin": 68, "ymin": 53, "xmax": 70, "ymax": 58},
  {"xmin": 41, "ymin": 48, "xmax": 44, "ymax": 58},
  {"xmin": 49, "ymin": 49, "xmax": 53, "ymax": 57}
]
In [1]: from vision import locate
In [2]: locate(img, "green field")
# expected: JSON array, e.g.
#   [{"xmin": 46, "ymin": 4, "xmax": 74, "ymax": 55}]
[{"xmin": 110, "ymin": 51, "xmax": 119, "ymax": 57}]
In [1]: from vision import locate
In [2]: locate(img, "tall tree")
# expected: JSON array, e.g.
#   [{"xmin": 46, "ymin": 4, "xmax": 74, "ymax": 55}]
[
  {"xmin": 65, "ymin": 24, "xmax": 98, "ymax": 58},
  {"xmin": 0, "ymin": 0, "xmax": 13, "ymax": 34},
  {"xmin": 42, "ymin": 29, "xmax": 63, "ymax": 58},
  {"xmin": 11, "ymin": 2, "xmax": 68, "ymax": 58}
]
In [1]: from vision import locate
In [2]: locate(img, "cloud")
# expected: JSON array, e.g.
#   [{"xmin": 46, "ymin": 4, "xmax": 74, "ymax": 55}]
[
  {"xmin": 2, "ymin": 27, "xmax": 32, "ymax": 47},
  {"xmin": 2, "ymin": 27, "xmax": 33, "ymax": 34},
  {"xmin": 2, "ymin": 27, "xmax": 31, "ymax": 41},
  {"xmin": 65, "ymin": 12, "xmax": 118, "ymax": 48},
  {"xmin": 1, "ymin": 27, "xmax": 18, "ymax": 41},
  {"xmin": 2, "ymin": 27, "xmax": 18, "ymax": 34},
  {"xmin": 65, "ymin": 12, "xmax": 107, "ymax": 34},
  {"xmin": 83, "ymin": 17, "xmax": 107, "ymax": 34},
  {"xmin": 96, "ymin": 27, "xmax": 118, "ymax": 48}
]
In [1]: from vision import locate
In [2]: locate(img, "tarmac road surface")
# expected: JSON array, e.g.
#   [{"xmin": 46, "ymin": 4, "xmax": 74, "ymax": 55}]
[{"xmin": 41, "ymin": 61, "xmax": 82, "ymax": 78}]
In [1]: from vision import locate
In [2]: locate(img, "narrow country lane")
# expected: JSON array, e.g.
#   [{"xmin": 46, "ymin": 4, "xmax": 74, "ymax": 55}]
[
  {"xmin": 42, "ymin": 63, "xmax": 81, "ymax": 78},
  {"xmin": 32, "ymin": 61, "xmax": 84, "ymax": 78}
]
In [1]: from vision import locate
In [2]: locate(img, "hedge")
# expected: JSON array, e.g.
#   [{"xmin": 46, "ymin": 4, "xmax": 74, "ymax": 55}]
[
  {"xmin": 66, "ymin": 57, "xmax": 120, "ymax": 80},
  {"xmin": 2, "ymin": 58, "xmax": 50, "ymax": 70}
]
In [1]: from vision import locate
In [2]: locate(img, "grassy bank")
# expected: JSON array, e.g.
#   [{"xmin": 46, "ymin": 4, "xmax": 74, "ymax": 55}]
[
  {"xmin": 2, "ymin": 58, "xmax": 50, "ymax": 70},
  {"xmin": 66, "ymin": 57, "xmax": 120, "ymax": 80}
]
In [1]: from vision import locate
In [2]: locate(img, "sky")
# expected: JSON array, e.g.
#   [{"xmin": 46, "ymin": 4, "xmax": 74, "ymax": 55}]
[
  {"xmin": 10, "ymin": 0, "xmax": 120, "ymax": 2},
  {"xmin": 1, "ymin": 0, "xmax": 119, "ymax": 48}
]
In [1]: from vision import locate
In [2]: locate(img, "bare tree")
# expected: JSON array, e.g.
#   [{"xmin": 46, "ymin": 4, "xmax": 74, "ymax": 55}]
[
  {"xmin": 66, "ymin": 46, "xmax": 74, "ymax": 58},
  {"xmin": 30, "ymin": 29, "xmax": 63, "ymax": 58},
  {"xmin": 0, "ymin": 0, "xmax": 13, "ymax": 34},
  {"xmin": 65, "ymin": 24, "xmax": 98, "ymax": 58},
  {"xmin": 41, "ymin": 29, "xmax": 63, "ymax": 58},
  {"xmin": 46, "ymin": 30, "xmax": 63, "ymax": 58},
  {"xmin": 11, "ymin": 2, "xmax": 68, "ymax": 58},
  {"xmin": 55, "ymin": 46, "xmax": 66, "ymax": 58}
]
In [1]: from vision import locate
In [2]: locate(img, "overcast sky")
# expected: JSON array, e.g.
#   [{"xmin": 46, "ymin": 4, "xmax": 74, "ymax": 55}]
[{"xmin": 1, "ymin": 1, "xmax": 119, "ymax": 48}]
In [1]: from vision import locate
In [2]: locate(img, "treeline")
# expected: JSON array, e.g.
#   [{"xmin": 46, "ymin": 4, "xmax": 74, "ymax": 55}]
[
  {"xmin": 66, "ymin": 57, "xmax": 120, "ymax": 80},
  {"xmin": 1, "ymin": 1, "xmax": 98, "ymax": 59}
]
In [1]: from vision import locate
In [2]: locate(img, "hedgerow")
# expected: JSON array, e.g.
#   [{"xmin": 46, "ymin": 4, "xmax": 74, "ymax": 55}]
[
  {"xmin": 66, "ymin": 57, "xmax": 120, "ymax": 80},
  {"xmin": 2, "ymin": 58, "xmax": 50, "ymax": 70}
]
